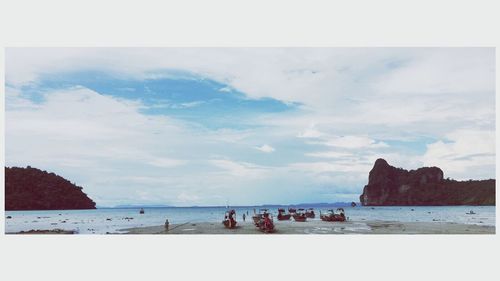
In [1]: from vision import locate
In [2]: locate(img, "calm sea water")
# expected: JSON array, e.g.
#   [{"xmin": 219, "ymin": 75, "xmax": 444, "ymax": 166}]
[{"xmin": 4, "ymin": 205, "xmax": 495, "ymax": 234}]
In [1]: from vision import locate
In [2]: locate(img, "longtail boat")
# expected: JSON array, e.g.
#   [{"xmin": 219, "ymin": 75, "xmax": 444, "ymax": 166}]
[
  {"xmin": 292, "ymin": 209, "xmax": 307, "ymax": 222},
  {"xmin": 252, "ymin": 209, "xmax": 267, "ymax": 226},
  {"xmin": 320, "ymin": 208, "xmax": 346, "ymax": 222},
  {"xmin": 252, "ymin": 209, "xmax": 275, "ymax": 233},
  {"xmin": 257, "ymin": 212, "xmax": 275, "ymax": 233},
  {"xmin": 305, "ymin": 208, "xmax": 315, "ymax": 218},
  {"xmin": 222, "ymin": 209, "xmax": 238, "ymax": 228},
  {"xmin": 277, "ymin": 208, "xmax": 291, "ymax": 220}
]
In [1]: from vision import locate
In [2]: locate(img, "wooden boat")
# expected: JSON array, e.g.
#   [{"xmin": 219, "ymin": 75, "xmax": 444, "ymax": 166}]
[
  {"xmin": 252, "ymin": 209, "xmax": 267, "ymax": 226},
  {"xmin": 293, "ymin": 209, "xmax": 307, "ymax": 222},
  {"xmin": 258, "ymin": 212, "xmax": 275, "ymax": 233},
  {"xmin": 305, "ymin": 208, "xmax": 315, "ymax": 218},
  {"xmin": 277, "ymin": 208, "xmax": 291, "ymax": 220},
  {"xmin": 252, "ymin": 214, "xmax": 262, "ymax": 225},
  {"xmin": 222, "ymin": 209, "xmax": 237, "ymax": 229},
  {"xmin": 320, "ymin": 208, "xmax": 346, "ymax": 222},
  {"xmin": 288, "ymin": 207, "xmax": 297, "ymax": 214},
  {"xmin": 253, "ymin": 209, "xmax": 275, "ymax": 233},
  {"xmin": 293, "ymin": 213, "xmax": 307, "ymax": 222}
]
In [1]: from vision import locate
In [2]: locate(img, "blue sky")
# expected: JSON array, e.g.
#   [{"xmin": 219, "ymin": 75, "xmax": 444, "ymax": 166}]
[
  {"xmin": 25, "ymin": 70, "xmax": 297, "ymax": 129},
  {"xmin": 5, "ymin": 48, "xmax": 496, "ymax": 206}
]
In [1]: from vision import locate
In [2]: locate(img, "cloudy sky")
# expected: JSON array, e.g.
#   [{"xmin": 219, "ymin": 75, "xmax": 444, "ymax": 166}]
[{"xmin": 5, "ymin": 48, "xmax": 495, "ymax": 207}]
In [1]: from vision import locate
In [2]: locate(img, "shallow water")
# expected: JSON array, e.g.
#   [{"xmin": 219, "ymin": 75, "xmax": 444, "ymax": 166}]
[{"xmin": 4, "ymin": 205, "xmax": 495, "ymax": 234}]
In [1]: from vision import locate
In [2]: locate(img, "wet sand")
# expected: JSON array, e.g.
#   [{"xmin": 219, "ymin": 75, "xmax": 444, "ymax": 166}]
[
  {"xmin": 122, "ymin": 220, "xmax": 495, "ymax": 234},
  {"xmin": 8, "ymin": 229, "xmax": 77, "ymax": 234}
]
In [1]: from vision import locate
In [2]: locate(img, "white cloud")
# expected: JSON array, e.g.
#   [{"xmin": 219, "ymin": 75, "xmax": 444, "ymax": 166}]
[
  {"xmin": 209, "ymin": 159, "xmax": 270, "ymax": 178},
  {"xmin": 255, "ymin": 144, "xmax": 275, "ymax": 153},
  {"xmin": 147, "ymin": 158, "xmax": 188, "ymax": 168},
  {"xmin": 177, "ymin": 192, "xmax": 201, "ymax": 203},
  {"xmin": 218, "ymin": 86, "xmax": 232, "ymax": 92},
  {"xmin": 373, "ymin": 48, "xmax": 495, "ymax": 96},
  {"xmin": 321, "ymin": 136, "xmax": 389, "ymax": 149},
  {"xmin": 305, "ymin": 151, "xmax": 353, "ymax": 159},
  {"xmin": 170, "ymin": 101, "xmax": 205, "ymax": 109},
  {"xmin": 297, "ymin": 123, "xmax": 323, "ymax": 138},
  {"xmin": 421, "ymin": 129, "xmax": 495, "ymax": 180}
]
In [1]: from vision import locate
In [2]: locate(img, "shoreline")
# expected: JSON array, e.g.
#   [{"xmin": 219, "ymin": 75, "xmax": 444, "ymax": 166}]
[
  {"xmin": 120, "ymin": 220, "xmax": 495, "ymax": 235},
  {"xmin": 6, "ymin": 229, "xmax": 77, "ymax": 234},
  {"xmin": 6, "ymin": 220, "xmax": 494, "ymax": 235}
]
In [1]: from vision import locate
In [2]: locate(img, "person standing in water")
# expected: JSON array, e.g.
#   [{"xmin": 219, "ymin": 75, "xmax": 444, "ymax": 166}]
[{"xmin": 242, "ymin": 213, "xmax": 246, "ymax": 222}]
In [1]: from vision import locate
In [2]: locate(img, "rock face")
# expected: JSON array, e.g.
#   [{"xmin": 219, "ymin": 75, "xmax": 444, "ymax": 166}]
[
  {"xmin": 360, "ymin": 159, "xmax": 495, "ymax": 206},
  {"xmin": 5, "ymin": 166, "xmax": 96, "ymax": 210}
]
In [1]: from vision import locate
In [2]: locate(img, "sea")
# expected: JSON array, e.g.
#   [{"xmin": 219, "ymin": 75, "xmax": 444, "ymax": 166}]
[{"xmin": 4, "ymin": 205, "xmax": 496, "ymax": 234}]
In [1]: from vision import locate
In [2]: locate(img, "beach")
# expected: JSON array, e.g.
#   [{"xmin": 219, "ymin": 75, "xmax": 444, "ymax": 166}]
[
  {"xmin": 5, "ymin": 206, "xmax": 495, "ymax": 234},
  {"xmin": 121, "ymin": 219, "xmax": 495, "ymax": 235}
]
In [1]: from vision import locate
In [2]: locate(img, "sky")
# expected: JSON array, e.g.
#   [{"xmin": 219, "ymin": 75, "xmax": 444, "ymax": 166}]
[{"xmin": 4, "ymin": 48, "xmax": 496, "ymax": 207}]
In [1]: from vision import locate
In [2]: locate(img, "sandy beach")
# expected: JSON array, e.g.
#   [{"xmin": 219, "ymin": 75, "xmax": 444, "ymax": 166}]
[{"xmin": 121, "ymin": 219, "xmax": 495, "ymax": 235}]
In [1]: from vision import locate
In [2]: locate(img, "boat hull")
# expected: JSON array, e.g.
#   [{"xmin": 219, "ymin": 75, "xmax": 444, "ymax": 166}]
[
  {"xmin": 257, "ymin": 220, "xmax": 275, "ymax": 233},
  {"xmin": 320, "ymin": 215, "xmax": 346, "ymax": 222},
  {"xmin": 292, "ymin": 214, "xmax": 307, "ymax": 222},
  {"xmin": 305, "ymin": 212, "xmax": 315, "ymax": 218},
  {"xmin": 223, "ymin": 219, "xmax": 237, "ymax": 228},
  {"xmin": 277, "ymin": 214, "xmax": 291, "ymax": 220}
]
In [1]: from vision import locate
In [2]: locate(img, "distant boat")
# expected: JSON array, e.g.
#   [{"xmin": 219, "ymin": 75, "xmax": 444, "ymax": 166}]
[
  {"xmin": 277, "ymin": 208, "xmax": 291, "ymax": 220},
  {"xmin": 288, "ymin": 207, "xmax": 297, "ymax": 214},
  {"xmin": 293, "ymin": 213, "xmax": 307, "ymax": 222},
  {"xmin": 305, "ymin": 208, "xmax": 315, "ymax": 218},
  {"xmin": 351, "ymin": 202, "xmax": 357, "ymax": 207},
  {"xmin": 466, "ymin": 210, "xmax": 476, "ymax": 215},
  {"xmin": 320, "ymin": 208, "xmax": 346, "ymax": 222},
  {"xmin": 292, "ymin": 209, "xmax": 307, "ymax": 222},
  {"xmin": 139, "ymin": 208, "xmax": 145, "ymax": 214}
]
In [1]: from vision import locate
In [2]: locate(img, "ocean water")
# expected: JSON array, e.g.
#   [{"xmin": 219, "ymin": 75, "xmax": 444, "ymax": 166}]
[{"xmin": 4, "ymin": 205, "xmax": 495, "ymax": 234}]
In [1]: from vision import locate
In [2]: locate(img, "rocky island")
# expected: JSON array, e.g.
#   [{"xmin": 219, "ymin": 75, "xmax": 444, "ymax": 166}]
[
  {"xmin": 360, "ymin": 159, "xmax": 495, "ymax": 206},
  {"xmin": 5, "ymin": 166, "xmax": 96, "ymax": 210}
]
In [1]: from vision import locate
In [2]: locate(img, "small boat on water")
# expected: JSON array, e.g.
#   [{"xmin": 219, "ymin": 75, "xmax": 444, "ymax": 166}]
[
  {"xmin": 277, "ymin": 208, "xmax": 291, "ymax": 220},
  {"xmin": 293, "ymin": 209, "xmax": 307, "ymax": 222},
  {"xmin": 305, "ymin": 208, "xmax": 315, "ymax": 218},
  {"xmin": 222, "ymin": 209, "xmax": 238, "ymax": 229},
  {"xmin": 252, "ymin": 209, "xmax": 275, "ymax": 233},
  {"xmin": 252, "ymin": 209, "xmax": 267, "ymax": 225},
  {"xmin": 320, "ymin": 208, "xmax": 346, "ymax": 222},
  {"xmin": 466, "ymin": 210, "xmax": 476, "ymax": 215},
  {"xmin": 139, "ymin": 208, "xmax": 145, "ymax": 214},
  {"xmin": 351, "ymin": 202, "xmax": 357, "ymax": 207}
]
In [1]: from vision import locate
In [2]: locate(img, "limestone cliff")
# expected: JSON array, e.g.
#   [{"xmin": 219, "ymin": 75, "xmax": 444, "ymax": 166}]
[
  {"xmin": 359, "ymin": 159, "xmax": 495, "ymax": 206},
  {"xmin": 5, "ymin": 166, "xmax": 96, "ymax": 210}
]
